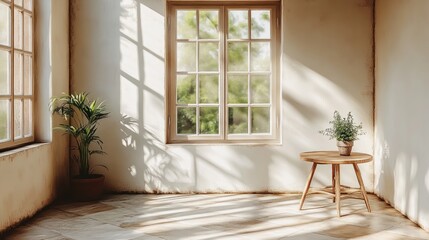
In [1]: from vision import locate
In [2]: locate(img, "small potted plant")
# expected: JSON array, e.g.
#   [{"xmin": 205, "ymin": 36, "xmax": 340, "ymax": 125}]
[
  {"xmin": 319, "ymin": 111, "xmax": 365, "ymax": 156},
  {"xmin": 50, "ymin": 92, "xmax": 109, "ymax": 201}
]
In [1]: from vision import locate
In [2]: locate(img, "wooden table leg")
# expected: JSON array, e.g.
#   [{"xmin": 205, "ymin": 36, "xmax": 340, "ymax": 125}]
[
  {"xmin": 299, "ymin": 163, "xmax": 317, "ymax": 210},
  {"xmin": 332, "ymin": 164, "xmax": 336, "ymax": 203},
  {"xmin": 334, "ymin": 164, "xmax": 341, "ymax": 217},
  {"xmin": 353, "ymin": 163, "xmax": 371, "ymax": 212}
]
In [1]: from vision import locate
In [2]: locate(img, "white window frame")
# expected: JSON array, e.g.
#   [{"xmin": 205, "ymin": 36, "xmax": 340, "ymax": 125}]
[
  {"xmin": 167, "ymin": 1, "xmax": 280, "ymax": 144},
  {"xmin": 0, "ymin": 0, "xmax": 34, "ymax": 150}
]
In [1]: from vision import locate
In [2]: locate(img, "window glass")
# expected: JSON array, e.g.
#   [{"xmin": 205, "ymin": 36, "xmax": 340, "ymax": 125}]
[
  {"xmin": 251, "ymin": 10, "xmax": 270, "ymax": 39},
  {"xmin": 177, "ymin": 10, "xmax": 196, "ymax": 39},
  {"xmin": 0, "ymin": 50, "xmax": 10, "ymax": 95},
  {"xmin": 199, "ymin": 10, "xmax": 219, "ymax": 39},
  {"xmin": 0, "ymin": 100, "xmax": 10, "ymax": 142},
  {"xmin": 228, "ymin": 10, "xmax": 248, "ymax": 39},
  {"xmin": 0, "ymin": 3, "xmax": 11, "ymax": 46},
  {"xmin": 0, "ymin": 1, "xmax": 34, "ymax": 149},
  {"xmin": 169, "ymin": 3, "xmax": 279, "ymax": 143}
]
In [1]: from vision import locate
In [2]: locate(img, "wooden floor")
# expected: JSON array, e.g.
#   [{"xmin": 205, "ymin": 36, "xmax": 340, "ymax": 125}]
[{"xmin": 4, "ymin": 193, "xmax": 429, "ymax": 240}]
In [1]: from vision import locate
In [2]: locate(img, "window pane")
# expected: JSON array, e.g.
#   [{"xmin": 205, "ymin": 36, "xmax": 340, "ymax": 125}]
[
  {"xmin": 170, "ymin": 5, "xmax": 279, "ymax": 142},
  {"xmin": 0, "ymin": 50, "xmax": 10, "ymax": 95},
  {"xmin": 14, "ymin": 52, "xmax": 23, "ymax": 95},
  {"xmin": 14, "ymin": 9, "xmax": 23, "ymax": 50},
  {"xmin": 23, "ymin": 13, "xmax": 32, "ymax": 52},
  {"xmin": 251, "ymin": 42, "xmax": 271, "ymax": 71},
  {"xmin": 14, "ymin": 99, "xmax": 23, "ymax": 139},
  {"xmin": 177, "ymin": 42, "xmax": 196, "ymax": 72},
  {"xmin": 251, "ymin": 10, "xmax": 270, "ymax": 39},
  {"xmin": 199, "ymin": 42, "xmax": 218, "ymax": 71},
  {"xmin": 199, "ymin": 107, "xmax": 219, "ymax": 134},
  {"xmin": 228, "ymin": 75, "xmax": 248, "ymax": 104},
  {"xmin": 177, "ymin": 10, "xmax": 196, "ymax": 39},
  {"xmin": 177, "ymin": 107, "xmax": 196, "ymax": 134},
  {"xmin": 24, "ymin": 99, "xmax": 32, "ymax": 137},
  {"xmin": 23, "ymin": 55, "xmax": 32, "ymax": 95},
  {"xmin": 227, "ymin": 42, "xmax": 248, "ymax": 71},
  {"xmin": 0, "ymin": 100, "xmax": 10, "ymax": 142},
  {"xmin": 176, "ymin": 74, "xmax": 196, "ymax": 104},
  {"xmin": 228, "ymin": 107, "xmax": 248, "ymax": 134},
  {"xmin": 24, "ymin": 0, "xmax": 33, "ymax": 11},
  {"xmin": 199, "ymin": 75, "xmax": 218, "ymax": 104},
  {"xmin": 0, "ymin": 3, "xmax": 10, "ymax": 46},
  {"xmin": 15, "ymin": 0, "xmax": 23, "ymax": 7},
  {"xmin": 251, "ymin": 75, "xmax": 270, "ymax": 103},
  {"xmin": 251, "ymin": 107, "xmax": 270, "ymax": 133},
  {"xmin": 228, "ymin": 10, "xmax": 248, "ymax": 39},
  {"xmin": 199, "ymin": 10, "xmax": 219, "ymax": 39}
]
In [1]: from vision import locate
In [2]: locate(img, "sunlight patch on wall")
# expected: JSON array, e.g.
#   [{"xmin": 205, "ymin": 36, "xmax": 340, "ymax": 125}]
[
  {"xmin": 408, "ymin": 156, "xmax": 419, "ymax": 218},
  {"xmin": 282, "ymin": 57, "xmax": 362, "ymax": 149},
  {"xmin": 140, "ymin": 1, "xmax": 166, "ymax": 139},
  {"xmin": 373, "ymin": 131, "xmax": 386, "ymax": 194},
  {"xmin": 142, "ymin": 50, "xmax": 164, "ymax": 94},
  {"xmin": 425, "ymin": 171, "xmax": 429, "ymax": 192},
  {"xmin": 120, "ymin": 37, "xmax": 139, "ymax": 81},
  {"xmin": 129, "ymin": 165, "xmax": 137, "ymax": 176},
  {"xmin": 121, "ymin": 133, "xmax": 137, "ymax": 150},
  {"xmin": 393, "ymin": 153, "xmax": 418, "ymax": 213},
  {"xmin": 195, "ymin": 147, "xmax": 256, "ymax": 191},
  {"xmin": 284, "ymin": 57, "xmax": 356, "ymax": 112},
  {"xmin": 120, "ymin": 0, "xmax": 138, "ymax": 41},
  {"xmin": 140, "ymin": 2, "xmax": 165, "ymax": 55},
  {"xmin": 119, "ymin": 1, "xmax": 141, "ymax": 135},
  {"xmin": 120, "ymin": 76, "xmax": 139, "ymax": 121},
  {"xmin": 394, "ymin": 153, "xmax": 407, "ymax": 212},
  {"xmin": 143, "ymin": 147, "xmax": 195, "ymax": 192},
  {"xmin": 211, "ymin": 148, "xmax": 254, "ymax": 178}
]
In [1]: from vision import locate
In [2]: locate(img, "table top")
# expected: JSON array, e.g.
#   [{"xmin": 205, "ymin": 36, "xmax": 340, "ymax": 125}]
[{"xmin": 300, "ymin": 151, "xmax": 373, "ymax": 164}]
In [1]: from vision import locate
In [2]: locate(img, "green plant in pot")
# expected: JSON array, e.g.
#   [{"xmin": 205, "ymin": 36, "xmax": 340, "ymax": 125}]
[
  {"xmin": 50, "ymin": 92, "xmax": 109, "ymax": 201},
  {"xmin": 319, "ymin": 111, "xmax": 365, "ymax": 156}
]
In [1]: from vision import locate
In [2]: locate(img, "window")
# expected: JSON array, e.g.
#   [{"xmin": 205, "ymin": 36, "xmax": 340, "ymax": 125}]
[
  {"xmin": 167, "ymin": 1, "xmax": 280, "ymax": 143},
  {"xmin": 0, "ymin": 0, "xmax": 34, "ymax": 149}
]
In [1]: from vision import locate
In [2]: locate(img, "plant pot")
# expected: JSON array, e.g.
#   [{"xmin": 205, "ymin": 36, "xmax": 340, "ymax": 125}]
[
  {"xmin": 337, "ymin": 141, "xmax": 354, "ymax": 156},
  {"xmin": 70, "ymin": 174, "xmax": 105, "ymax": 201}
]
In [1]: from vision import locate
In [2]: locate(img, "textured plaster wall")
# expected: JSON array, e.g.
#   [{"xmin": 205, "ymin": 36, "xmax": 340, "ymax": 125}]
[
  {"xmin": 0, "ymin": 0, "xmax": 69, "ymax": 232},
  {"xmin": 375, "ymin": 0, "xmax": 429, "ymax": 231},
  {"xmin": 70, "ymin": 0, "xmax": 374, "ymax": 193}
]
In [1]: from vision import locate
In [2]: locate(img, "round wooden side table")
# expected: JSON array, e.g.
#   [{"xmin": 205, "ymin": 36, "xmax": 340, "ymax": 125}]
[{"xmin": 299, "ymin": 151, "xmax": 373, "ymax": 217}]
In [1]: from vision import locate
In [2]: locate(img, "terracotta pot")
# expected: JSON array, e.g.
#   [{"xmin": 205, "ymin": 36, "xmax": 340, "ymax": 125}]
[
  {"xmin": 337, "ymin": 141, "xmax": 353, "ymax": 156},
  {"xmin": 70, "ymin": 174, "xmax": 105, "ymax": 201}
]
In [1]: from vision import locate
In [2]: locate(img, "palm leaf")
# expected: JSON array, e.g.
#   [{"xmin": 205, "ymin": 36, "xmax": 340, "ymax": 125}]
[{"xmin": 50, "ymin": 92, "xmax": 110, "ymax": 177}]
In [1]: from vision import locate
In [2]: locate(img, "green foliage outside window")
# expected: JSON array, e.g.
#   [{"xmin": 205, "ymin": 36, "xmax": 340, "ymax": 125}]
[
  {"xmin": 200, "ymin": 107, "xmax": 219, "ymax": 134},
  {"xmin": 177, "ymin": 107, "xmax": 196, "ymax": 134},
  {"xmin": 175, "ymin": 8, "xmax": 271, "ymax": 136}
]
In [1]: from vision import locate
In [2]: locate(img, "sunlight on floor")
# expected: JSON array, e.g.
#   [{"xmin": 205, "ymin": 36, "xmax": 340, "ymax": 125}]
[{"xmin": 5, "ymin": 194, "xmax": 429, "ymax": 240}]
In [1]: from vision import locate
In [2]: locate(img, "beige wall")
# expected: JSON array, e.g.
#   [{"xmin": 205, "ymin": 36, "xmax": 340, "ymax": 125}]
[
  {"xmin": 375, "ymin": 0, "xmax": 429, "ymax": 231},
  {"xmin": 0, "ymin": 0, "xmax": 69, "ymax": 232},
  {"xmin": 70, "ymin": 0, "xmax": 374, "ymax": 193}
]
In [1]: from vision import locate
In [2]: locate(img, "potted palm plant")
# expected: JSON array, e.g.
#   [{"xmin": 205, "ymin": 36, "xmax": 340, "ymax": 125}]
[
  {"xmin": 319, "ymin": 111, "xmax": 365, "ymax": 156},
  {"xmin": 50, "ymin": 92, "xmax": 109, "ymax": 201}
]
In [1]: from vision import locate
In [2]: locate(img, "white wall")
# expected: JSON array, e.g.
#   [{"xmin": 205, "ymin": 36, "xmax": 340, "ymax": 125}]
[
  {"xmin": 0, "ymin": 0, "xmax": 69, "ymax": 232},
  {"xmin": 70, "ymin": 0, "xmax": 374, "ymax": 193},
  {"xmin": 375, "ymin": 0, "xmax": 429, "ymax": 231}
]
